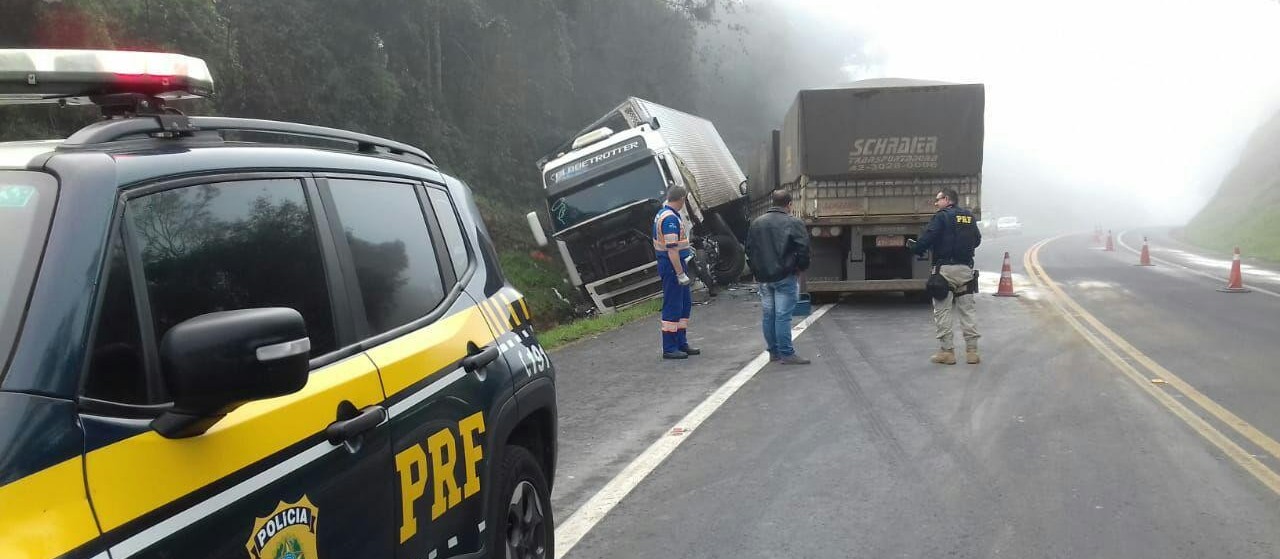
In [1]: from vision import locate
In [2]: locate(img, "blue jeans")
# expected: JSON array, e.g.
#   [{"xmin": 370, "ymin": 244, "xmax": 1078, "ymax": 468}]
[{"xmin": 759, "ymin": 275, "xmax": 799, "ymax": 357}]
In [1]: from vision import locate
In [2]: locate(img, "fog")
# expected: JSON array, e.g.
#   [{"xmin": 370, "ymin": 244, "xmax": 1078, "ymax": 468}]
[{"xmin": 753, "ymin": 0, "xmax": 1280, "ymax": 230}]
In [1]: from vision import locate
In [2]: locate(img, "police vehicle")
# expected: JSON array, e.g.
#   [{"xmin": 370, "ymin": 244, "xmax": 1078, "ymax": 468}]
[{"xmin": 0, "ymin": 49, "xmax": 556, "ymax": 559}]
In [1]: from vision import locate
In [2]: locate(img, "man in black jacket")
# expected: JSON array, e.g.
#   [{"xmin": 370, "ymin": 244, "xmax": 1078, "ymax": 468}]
[
  {"xmin": 745, "ymin": 190, "xmax": 812, "ymax": 365},
  {"xmin": 908, "ymin": 188, "xmax": 982, "ymax": 365}
]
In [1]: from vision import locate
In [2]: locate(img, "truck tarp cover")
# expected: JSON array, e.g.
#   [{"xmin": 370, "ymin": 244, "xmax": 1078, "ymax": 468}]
[{"xmin": 780, "ymin": 82, "xmax": 984, "ymax": 182}]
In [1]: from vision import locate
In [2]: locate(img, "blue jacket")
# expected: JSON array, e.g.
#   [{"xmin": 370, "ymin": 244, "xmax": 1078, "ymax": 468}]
[{"xmin": 912, "ymin": 205, "xmax": 981, "ymax": 267}]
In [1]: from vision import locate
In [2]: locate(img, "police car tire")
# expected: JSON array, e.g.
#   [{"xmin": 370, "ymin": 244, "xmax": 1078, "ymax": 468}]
[{"xmin": 490, "ymin": 445, "xmax": 554, "ymax": 559}]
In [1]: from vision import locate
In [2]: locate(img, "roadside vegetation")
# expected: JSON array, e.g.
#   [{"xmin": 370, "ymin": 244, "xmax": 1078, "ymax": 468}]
[
  {"xmin": 1184, "ymin": 107, "xmax": 1280, "ymax": 263},
  {"xmin": 538, "ymin": 300, "xmax": 663, "ymax": 351}
]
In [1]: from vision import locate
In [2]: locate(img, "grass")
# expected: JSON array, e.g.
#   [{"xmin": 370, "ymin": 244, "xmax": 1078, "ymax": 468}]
[
  {"xmin": 1183, "ymin": 198, "xmax": 1280, "ymax": 263},
  {"xmin": 498, "ymin": 249, "xmax": 576, "ymax": 328},
  {"xmin": 497, "ymin": 248, "xmax": 662, "ymax": 350},
  {"xmin": 538, "ymin": 299, "xmax": 662, "ymax": 351}
]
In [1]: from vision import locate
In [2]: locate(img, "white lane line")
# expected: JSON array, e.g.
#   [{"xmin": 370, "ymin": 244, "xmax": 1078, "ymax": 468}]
[
  {"xmin": 1117, "ymin": 230, "xmax": 1280, "ymax": 299},
  {"xmin": 553, "ymin": 303, "xmax": 835, "ymax": 558}
]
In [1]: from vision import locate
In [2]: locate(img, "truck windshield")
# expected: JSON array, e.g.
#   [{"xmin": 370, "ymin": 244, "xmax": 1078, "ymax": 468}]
[
  {"xmin": 0, "ymin": 172, "xmax": 57, "ymax": 380},
  {"xmin": 548, "ymin": 160, "xmax": 666, "ymax": 233}
]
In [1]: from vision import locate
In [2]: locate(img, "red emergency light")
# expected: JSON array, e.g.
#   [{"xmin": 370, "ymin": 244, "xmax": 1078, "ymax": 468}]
[{"xmin": 0, "ymin": 49, "xmax": 213, "ymax": 104}]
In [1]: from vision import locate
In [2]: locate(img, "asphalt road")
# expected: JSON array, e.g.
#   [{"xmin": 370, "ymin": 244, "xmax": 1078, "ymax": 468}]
[{"xmin": 547, "ymin": 228, "xmax": 1280, "ymax": 559}]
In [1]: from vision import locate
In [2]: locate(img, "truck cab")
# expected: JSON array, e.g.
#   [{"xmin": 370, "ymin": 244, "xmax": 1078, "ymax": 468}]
[
  {"xmin": 532, "ymin": 101, "xmax": 749, "ymax": 313},
  {"xmin": 538, "ymin": 124, "xmax": 704, "ymax": 311}
]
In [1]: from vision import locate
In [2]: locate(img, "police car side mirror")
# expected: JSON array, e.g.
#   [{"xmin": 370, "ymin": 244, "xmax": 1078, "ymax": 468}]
[{"xmin": 152, "ymin": 308, "xmax": 311, "ymax": 439}]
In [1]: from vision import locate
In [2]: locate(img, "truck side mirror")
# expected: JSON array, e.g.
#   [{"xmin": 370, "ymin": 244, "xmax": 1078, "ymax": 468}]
[
  {"xmin": 650, "ymin": 117, "xmax": 660, "ymax": 130},
  {"xmin": 739, "ymin": 179, "xmax": 748, "ymax": 197},
  {"xmin": 526, "ymin": 211, "xmax": 549, "ymax": 247}
]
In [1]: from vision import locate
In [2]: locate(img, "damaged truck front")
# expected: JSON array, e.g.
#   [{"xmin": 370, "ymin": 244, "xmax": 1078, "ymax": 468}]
[{"xmin": 530, "ymin": 98, "xmax": 750, "ymax": 313}]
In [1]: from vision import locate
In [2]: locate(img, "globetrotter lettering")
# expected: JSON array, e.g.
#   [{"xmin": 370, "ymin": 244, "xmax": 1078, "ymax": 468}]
[
  {"xmin": 848, "ymin": 136, "xmax": 940, "ymax": 172},
  {"xmin": 549, "ymin": 139, "xmax": 643, "ymax": 184}
]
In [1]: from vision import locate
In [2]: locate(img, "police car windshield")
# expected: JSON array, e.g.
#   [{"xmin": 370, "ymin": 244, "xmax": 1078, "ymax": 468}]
[
  {"xmin": 548, "ymin": 160, "xmax": 666, "ymax": 233},
  {"xmin": 0, "ymin": 172, "xmax": 56, "ymax": 375}
]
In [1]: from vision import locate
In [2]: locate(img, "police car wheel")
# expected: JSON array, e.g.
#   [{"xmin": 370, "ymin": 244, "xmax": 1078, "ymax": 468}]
[{"xmin": 492, "ymin": 445, "xmax": 553, "ymax": 559}]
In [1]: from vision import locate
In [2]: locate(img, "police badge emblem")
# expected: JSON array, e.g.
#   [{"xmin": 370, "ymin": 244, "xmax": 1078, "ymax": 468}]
[{"xmin": 245, "ymin": 496, "xmax": 320, "ymax": 559}]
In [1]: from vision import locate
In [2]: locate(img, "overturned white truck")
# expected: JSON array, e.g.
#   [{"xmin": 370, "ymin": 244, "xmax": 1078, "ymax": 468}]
[{"xmin": 529, "ymin": 98, "xmax": 750, "ymax": 313}]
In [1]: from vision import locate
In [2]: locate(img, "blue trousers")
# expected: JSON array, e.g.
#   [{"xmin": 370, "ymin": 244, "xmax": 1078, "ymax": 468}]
[
  {"xmin": 657, "ymin": 256, "xmax": 692, "ymax": 354},
  {"xmin": 760, "ymin": 275, "xmax": 799, "ymax": 357}
]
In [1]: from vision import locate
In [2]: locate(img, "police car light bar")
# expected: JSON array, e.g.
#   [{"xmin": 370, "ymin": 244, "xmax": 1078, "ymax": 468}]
[{"xmin": 0, "ymin": 49, "xmax": 213, "ymax": 105}]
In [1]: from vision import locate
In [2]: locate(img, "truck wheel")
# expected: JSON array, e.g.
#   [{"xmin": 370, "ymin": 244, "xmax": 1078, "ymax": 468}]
[
  {"xmin": 709, "ymin": 234, "xmax": 745, "ymax": 284},
  {"xmin": 490, "ymin": 445, "xmax": 554, "ymax": 559}
]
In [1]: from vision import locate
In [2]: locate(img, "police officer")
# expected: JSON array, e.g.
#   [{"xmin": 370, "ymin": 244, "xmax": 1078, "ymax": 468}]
[
  {"xmin": 908, "ymin": 188, "xmax": 982, "ymax": 365},
  {"xmin": 654, "ymin": 186, "xmax": 699, "ymax": 359}
]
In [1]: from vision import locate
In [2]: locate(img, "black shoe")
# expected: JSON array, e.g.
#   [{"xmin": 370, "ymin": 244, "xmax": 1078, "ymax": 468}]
[
  {"xmin": 663, "ymin": 351, "xmax": 689, "ymax": 360},
  {"xmin": 778, "ymin": 354, "xmax": 811, "ymax": 365},
  {"xmin": 681, "ymin": 346, "xmax": 702, "ymax": 356}
]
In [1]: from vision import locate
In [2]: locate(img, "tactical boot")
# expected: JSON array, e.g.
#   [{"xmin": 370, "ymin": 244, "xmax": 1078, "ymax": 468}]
[
  {"xmin": 930, "ymin": 349, "xmax": 957, "ymax": 365},
  {"xmin": 663, "ymin": 351, "xmax": 689, "ymax": 360},
  {"xmin": 681, "ymin": 346, "xmax": 702, "ymax": 356},
  {"xmin": 965, "ymin": 347, "xmax": 980, "ymax": 364}
]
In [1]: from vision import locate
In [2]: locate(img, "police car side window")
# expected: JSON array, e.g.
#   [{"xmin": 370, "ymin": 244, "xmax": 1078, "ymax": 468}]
[
  {"xmin": 327, "ymin": 179, "xmax": 446, "ymax": 335},
  {"xmin": 455, "ymin": 179, "xmax": 507, "ymax": 293},
  {"xmin": 85, "ymin": 224, "xmax": 155, "ymax": 404},
  {"xmin": 128, "ymin": 179, "xmax": 337, "ymax": 356},
  {"xmin": 425, "ymin": 187, "xmax": 470, "ymax": 278}
]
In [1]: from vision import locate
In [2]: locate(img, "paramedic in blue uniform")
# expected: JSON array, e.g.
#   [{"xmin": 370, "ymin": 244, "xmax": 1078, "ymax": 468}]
[{"xmin": 654, "ymin": 186, "xmax": 700, "ymax": 359}]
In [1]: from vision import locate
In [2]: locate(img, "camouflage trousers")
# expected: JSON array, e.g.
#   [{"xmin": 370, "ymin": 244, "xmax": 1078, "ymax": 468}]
[{"xmin": 933, "ymin": 264, "xmax": 980, "ymax": 351}]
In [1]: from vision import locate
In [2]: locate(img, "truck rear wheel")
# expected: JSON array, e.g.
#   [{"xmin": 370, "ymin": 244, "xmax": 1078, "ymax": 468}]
[{"xmin": 709, "ymin": 234, "xmax": 745, "ymax": 284}]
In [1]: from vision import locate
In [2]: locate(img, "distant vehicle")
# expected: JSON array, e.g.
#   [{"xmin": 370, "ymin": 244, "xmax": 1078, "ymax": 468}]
[{"xmin": 996, "ymin": 216, "xmax": 1023, "ymax": 234}]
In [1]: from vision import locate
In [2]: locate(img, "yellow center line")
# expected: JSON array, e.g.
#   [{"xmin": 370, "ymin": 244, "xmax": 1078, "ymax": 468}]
[{"xmin": 1025, "ymin": 235, "xmax": 1280, "ymax": 496}]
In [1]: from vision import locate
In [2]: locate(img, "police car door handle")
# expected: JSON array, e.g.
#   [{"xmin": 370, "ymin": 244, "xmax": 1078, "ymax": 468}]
[
  {"xmin": 325, "ymin": 405, "xmax": 387, "ymax": 445},
  {"xmin": 462, "ymin": 344, "xmax": 500, "ymax": 373}
]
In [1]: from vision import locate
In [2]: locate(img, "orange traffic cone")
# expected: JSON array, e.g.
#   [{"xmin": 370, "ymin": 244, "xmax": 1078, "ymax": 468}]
[
  {"xmin": 994, "ymin": 251, "xmax": 1018, "ymax": 297},
  {"xmin": 1136, "ymin": 237, "xmax": 1154, "ymax": 266},
  {"xmin": 1218, "ymin": 247, "xmax": 1251, "ymax": 293},
  {"xmin": 1092, "ymin": 226, "xmax": 1102, "ymax": 247},
  {"xmin": 1104, "ymin": 230, "xmax": 1115, "ymax": 252}
]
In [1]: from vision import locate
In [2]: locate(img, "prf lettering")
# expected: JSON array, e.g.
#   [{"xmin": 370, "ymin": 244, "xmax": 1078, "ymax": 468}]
[
  {"xmin": 955, "ymin": 215, "xmax": 973, "ymax": 224},
  {"xmin": 395, "ymin": 411, "xmax": 486, "ymax": 543}
]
